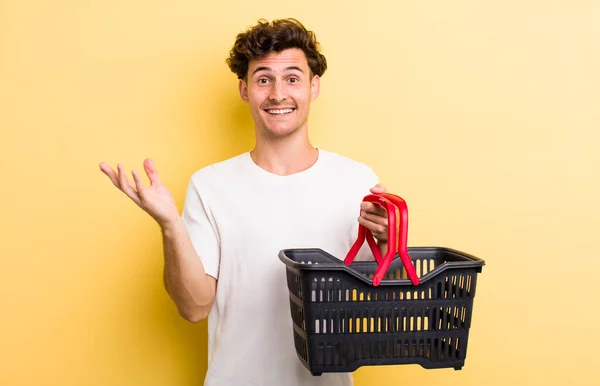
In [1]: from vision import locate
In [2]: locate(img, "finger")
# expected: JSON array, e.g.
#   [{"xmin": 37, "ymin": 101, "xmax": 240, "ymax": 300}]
[
  {"xmin": 117, "ymin": 164, "xmax": 141, "ymax": 205},
  {"xmin": 131, "ymin": 169, "xmax": 146, "ymax": 193},
  {"xmin": 117, "ymin": 164, "xmax": 133, "ymax": 192},
  {"xmin": 360, "ymin": 210, "xmax": 388, "ymax": 226},
  {"xmin": 370, "ymin": 183, "xmax": 387, "ymax": 194},
  {"xmin": 144, "ymin": 158, "xmax": 162, "ymax": 185},
  {"xmin": 360, "ymin": 201, "xmax": 387, "ymax": 217},
  {"xmin": 99, "ymin": 162, "xmax": 120, "ymax": 188},
  {"xmin": 358, "ymin": 216, "xmax": 388, "ymax": 241}
]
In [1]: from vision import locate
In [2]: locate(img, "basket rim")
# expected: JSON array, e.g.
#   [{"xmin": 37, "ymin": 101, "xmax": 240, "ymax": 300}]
[{"xmin": 278, "ymin": 246, "xmax": 485, "ymax": 286}]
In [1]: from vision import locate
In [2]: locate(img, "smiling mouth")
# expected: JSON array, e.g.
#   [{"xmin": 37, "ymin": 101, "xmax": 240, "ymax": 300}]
[{"xmin": 264, "ymin": 108, "xmax": 295, "ymax": 116}]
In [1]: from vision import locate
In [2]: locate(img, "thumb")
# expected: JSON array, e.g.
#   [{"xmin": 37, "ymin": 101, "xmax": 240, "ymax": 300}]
[
  {"xmin": 144, "ymin": 158, "xmax": 162, "ymax": 185},
  {"xmin": 370, "ymin": 183, "xmax": 387, "ymax": 194}
]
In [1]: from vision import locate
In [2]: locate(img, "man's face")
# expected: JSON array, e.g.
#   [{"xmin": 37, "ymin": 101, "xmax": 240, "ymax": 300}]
[{"xmin": 239, "ymin": 48, "xmax": 320, "ymax": 139}]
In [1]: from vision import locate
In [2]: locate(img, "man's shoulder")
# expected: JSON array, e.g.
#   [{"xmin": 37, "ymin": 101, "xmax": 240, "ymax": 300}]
[
  {"xmin": 188, "ymin": 152, "xmax": 250, "ymax": 184},
  {"xmin": 319, "ymin": 148, "xmax": 377, "ymax": 175}
]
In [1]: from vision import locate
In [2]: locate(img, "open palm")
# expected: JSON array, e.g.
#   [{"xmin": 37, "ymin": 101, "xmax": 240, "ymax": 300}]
[{"xmin": 99, "ymin": 158, "xmax": 179, "ymax": 226}]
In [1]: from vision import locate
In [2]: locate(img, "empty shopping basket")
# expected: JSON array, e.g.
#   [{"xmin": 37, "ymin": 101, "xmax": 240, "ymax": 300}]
[{"xmin": 278, "ymin": 193, "xmax": 485, "ymax": 376}]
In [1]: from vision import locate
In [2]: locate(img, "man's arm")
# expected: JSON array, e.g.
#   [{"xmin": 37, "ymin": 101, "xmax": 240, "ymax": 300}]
[
  {"xmin": 162, "ymin": 218, "xmax": 217, "ymax": 323},
  {"xmin": 99, "ymin": 158, "xmax": 216, "ymax": 323}
]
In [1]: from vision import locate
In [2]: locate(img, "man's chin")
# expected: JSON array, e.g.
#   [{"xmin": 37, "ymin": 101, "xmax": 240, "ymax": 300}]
[{"xmin": 261, "ymin": 125, "xmax": 300, "ymax": 139}]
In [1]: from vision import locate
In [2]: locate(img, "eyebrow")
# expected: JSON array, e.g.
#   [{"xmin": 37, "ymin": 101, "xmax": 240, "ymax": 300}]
[{"xmin": 252, "ymin": 66, "xmax": 305, "ymax": 75}]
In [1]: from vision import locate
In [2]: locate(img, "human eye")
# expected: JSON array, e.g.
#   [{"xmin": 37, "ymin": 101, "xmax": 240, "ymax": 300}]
[
  {"xmin": 287, "ymin": 76, "xmax": 300, "ymax": 84},
  {"xmin": 257, "ymin": 78, "xmax": 269, "ymax": 85}
]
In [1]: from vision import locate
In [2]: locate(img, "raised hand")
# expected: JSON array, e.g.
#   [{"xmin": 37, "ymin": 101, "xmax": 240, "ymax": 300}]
[{"xmin": 99, "ymin": 158, "xmax": 180, "ymax": 227}]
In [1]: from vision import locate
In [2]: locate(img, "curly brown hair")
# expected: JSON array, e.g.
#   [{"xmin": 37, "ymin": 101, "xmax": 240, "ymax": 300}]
[{"xmin": 226, "ymin": 18, "xmax": 328, "ymax": 80}]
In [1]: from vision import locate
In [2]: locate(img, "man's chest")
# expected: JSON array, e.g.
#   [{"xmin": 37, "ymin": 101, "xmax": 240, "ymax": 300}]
[{"xmin": 210, "ymin": 186, "xmax": 358, "ymax": 258}]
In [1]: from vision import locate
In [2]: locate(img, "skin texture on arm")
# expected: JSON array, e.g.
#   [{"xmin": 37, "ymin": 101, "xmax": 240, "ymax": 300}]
[
  {"xmin": 161, "ymin": 218, "xmax": 217, "ymax": 322},
  {"xmin": 99, "ymin": 158, "xmax": 217, "ymax": 322}
]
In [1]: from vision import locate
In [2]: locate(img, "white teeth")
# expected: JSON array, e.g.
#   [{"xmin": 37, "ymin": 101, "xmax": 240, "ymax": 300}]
[{"xmin": 267, "ymin": 109, "xmax": 293, "ymax": 115}]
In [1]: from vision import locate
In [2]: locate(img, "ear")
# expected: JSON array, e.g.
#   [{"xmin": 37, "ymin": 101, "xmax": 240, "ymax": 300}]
[
  {"xmin": 238, "ymin": 79, "xmax": 249, "ymax": 103},
  {"xmin": 310, "ymin": 75, "xmax": 320, "ymax": 101}
]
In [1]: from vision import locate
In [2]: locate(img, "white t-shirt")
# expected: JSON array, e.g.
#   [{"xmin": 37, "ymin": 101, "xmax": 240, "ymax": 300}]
[{"xmin": 181, "ymin": 148, "xmax": 379, "ymax": 386}]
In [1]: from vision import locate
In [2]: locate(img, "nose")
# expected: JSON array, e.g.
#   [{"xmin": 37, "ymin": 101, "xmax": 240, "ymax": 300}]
[{"xmin": 268, "ymin": 80, "xmax": 286, "ymax": 103}]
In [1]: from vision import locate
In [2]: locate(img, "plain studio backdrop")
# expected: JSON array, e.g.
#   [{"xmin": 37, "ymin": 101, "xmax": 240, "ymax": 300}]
[{"xmin": 1, "ymin": 1, "xmax": 598, "ymax": 385}]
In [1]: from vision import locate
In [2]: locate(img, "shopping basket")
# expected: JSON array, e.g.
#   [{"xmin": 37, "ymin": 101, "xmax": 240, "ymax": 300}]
[{"xmin": 278, "ymin": 192, "xmax": 485, "ymax": 376}]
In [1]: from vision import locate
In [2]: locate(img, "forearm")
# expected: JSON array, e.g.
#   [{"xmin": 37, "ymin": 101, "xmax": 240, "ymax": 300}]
[{"xmin": 161, "ymin": 217, "xmax": 216, "ymax": 321}]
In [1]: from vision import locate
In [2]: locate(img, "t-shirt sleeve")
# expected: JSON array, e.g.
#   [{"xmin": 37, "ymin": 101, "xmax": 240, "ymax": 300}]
[{"xmin": 181, "ymin": 176, "xmax": 221, "ymax": 279}]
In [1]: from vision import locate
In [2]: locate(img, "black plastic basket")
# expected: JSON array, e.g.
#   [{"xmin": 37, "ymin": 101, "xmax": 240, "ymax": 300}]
[{"xmin": 278, "ymin": 246, "xmax": 485, "ymax": 375}]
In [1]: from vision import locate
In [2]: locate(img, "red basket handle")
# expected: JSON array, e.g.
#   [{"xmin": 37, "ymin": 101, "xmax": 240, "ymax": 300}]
[
  {"xmin": 379, "ymin": 193, "xmax": 419, "ymax": 286},
  {"xmin": 343, "ymin": 193, "xmax": 420, "ymax": 286}
]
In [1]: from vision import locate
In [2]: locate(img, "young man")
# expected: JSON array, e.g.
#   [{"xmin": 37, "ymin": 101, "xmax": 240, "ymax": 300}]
[{"xmin": 100, "ymin": 18, "xmax": 389, "ymax": 386}]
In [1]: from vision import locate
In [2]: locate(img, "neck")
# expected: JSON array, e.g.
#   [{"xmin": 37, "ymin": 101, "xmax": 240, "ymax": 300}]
[{"xmin": 250, "ymin": 131, "xmax": 318, "ymax": 176}]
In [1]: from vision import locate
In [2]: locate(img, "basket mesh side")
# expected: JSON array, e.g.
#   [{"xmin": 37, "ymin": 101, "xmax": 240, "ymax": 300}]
[
  {"xmin": 283, "ymin": 249, "xmax": 482, "ymax": 372},
  {"xmin": 309, "ymin": 304, "xmax": 471, "ymax": 335},
  {"xmin": 289, "ymin": 298, "xmax": 306, "ymax": 332},
  {"xmin": 286, "ymin": 268, "xmax": 310, "ymax": 366},
  {"xmin": 293, "ymin": 328, "xmax": 309, "ymax": 364},
  {"xmin": 309, "ymin": 333, "xmax": 467, "ymax": 368},
  {"xmin": 286, "ymin": 267, "xmax": 303, "ymax": 300}
]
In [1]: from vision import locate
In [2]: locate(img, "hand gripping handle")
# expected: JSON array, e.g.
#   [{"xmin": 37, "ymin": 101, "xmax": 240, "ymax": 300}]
[
  {"xmin": 343, "ymin": 193, "xmax": 420, "ymax": 286},
  {"xmin": 344, "ymin": 194, "xmax": 398, "ymax": 267}
]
